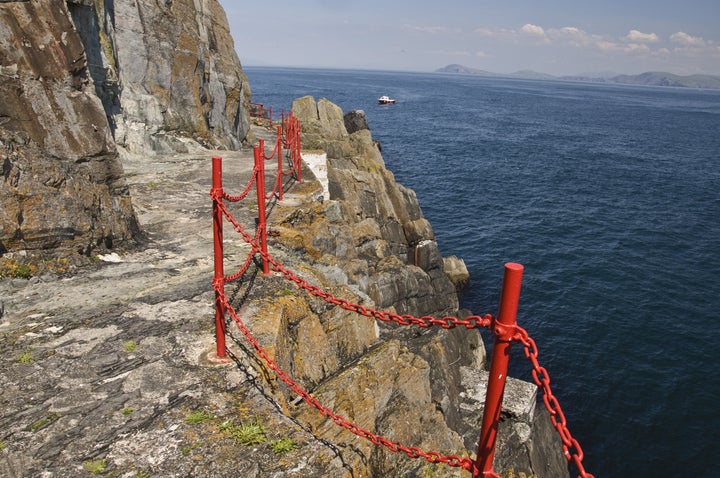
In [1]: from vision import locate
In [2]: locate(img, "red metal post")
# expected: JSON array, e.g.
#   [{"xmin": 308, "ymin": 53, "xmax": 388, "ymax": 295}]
[
  {"xmin": 295, "ymin": 116, "xmax": 302, "ymax": 182},
  {"xmin": 212, "ymin": 156, "xmax": 227, "ymax": 358},
  {"xmin": 277, "ymin": 125, "xmax": 284, "ymax": 201},
  {"xmin": 474, "ymin": 262, "xmax": 524, "ymax": 477},
  {"xmin": 254, "ymin": 146, "xmax": 270, "ymax": 274}
]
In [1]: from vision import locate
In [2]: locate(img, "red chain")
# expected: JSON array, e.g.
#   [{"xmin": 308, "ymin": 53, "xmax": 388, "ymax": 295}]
[
  {"xmin": 212, "ymin": 184, "xmax": 594, "ymax": 478},
  {"xmin": 509, "ymin": 326, "xmax": 595, "ymax": 478},
  {"xmin": 263, "ymin": 138, "xmax": 280, "ymax": 161},
  {"xmin": 224, "ymin": 227, "xmax": 261, "ymax": 284},
  {"xmin": 212, "ymin": 166, "xmax": 258, "ymax": 203},
  {"xmin": 215, "ymin": 282, "xmax": 474, "ymax": 471}
]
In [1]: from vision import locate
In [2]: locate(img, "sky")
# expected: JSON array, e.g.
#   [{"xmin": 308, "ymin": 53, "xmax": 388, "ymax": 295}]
[{"xmin": 218, "ymin": 0, "xmax": 720, "ymax": 76}]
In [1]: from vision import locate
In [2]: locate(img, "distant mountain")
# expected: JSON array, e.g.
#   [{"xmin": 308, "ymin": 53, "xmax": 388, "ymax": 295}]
[
  {"xmin": 435, "ymin": 64, "xmax": 720, "ymax": 89},
  {"xmin": 435, "ymin": 64, "xmax": 499, "ymax": 76},
  {"xmin": 609, "ymin": 71, "xmax": 720, "ymax": 89},
  {"xmin": 436, "ymin": 64, "xmax": 554, "ymax": 80}
]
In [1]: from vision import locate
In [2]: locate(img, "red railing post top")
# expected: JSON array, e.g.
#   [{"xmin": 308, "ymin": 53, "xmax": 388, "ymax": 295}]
[{"xmin": 504, "ymin": 262, "xmax": 524, "ymax": 272}]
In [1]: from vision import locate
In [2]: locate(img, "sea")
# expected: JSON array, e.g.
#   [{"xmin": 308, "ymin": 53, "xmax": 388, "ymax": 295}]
[{"xmin": 244, "ymin": 66, "xmax": 720, "ymax": 477}]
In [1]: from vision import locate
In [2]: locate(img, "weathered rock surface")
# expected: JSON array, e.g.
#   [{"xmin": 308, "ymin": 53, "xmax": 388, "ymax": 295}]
[
  {"xmin": 1, "ymin": 0, "xmax": 251, "ymax": 256},
  {"xmin": 80, "ymin": 0, "xmax": 252, "ymax": 153},
  {"xmin": 444, "ymin": 255, "xmax": 470, "ymax": 290},
  {"xmin": 0, "ymin": 1, "xmax": 139, "ymax": 255},
  {"xmin": 0, "ymin": 126, "xmax": 352, "ymax": 478},
  {"xmin": 343, "ymin": 109, "xmax": 370, "ymax": 134}
]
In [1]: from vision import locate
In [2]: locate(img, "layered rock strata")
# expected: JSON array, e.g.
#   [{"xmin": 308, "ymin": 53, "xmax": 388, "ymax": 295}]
[
  {"xmin": 0, "ymin": 1, "xmax": 139, "ymax": 255},
  {"xmin": 68, "ymin": 0, "xmax": 252, "ymax": 154},
  {"xmin": 0, "ymin": 0, "xmax": 250, "ymax": 256}
]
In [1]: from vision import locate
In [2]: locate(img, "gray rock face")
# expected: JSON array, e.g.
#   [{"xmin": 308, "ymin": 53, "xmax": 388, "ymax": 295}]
[
  {"xmin": 68, "ymin": 0, "xmax": 251, "ymax": 153},
  {"xmin": 444, "ymin": 255, "xmax": 470, "ymax": 289},
  {"xmin": 0, "ymin": 0, "xmax": 251, "ymax": 256},
  {"xmin": 286, "ymin": 96, "xmax": 457, "ymax": 318},
  {"xmin": 0, "ymin": 1, "xmax": 139, "ymax": 255},
  {"xmin": 343, "ymin": 109, "xmax": 370, "ymax": 134}
]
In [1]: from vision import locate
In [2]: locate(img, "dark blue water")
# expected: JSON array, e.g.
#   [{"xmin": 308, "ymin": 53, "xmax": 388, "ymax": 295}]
[{"xmin": 244, "ymin": 67, "xmax": 720, "ymax": 477}]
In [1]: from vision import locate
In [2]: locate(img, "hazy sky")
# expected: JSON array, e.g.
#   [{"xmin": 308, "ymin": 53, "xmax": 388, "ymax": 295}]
[{"xmin": 218, "ymin": 0, "xmax": 720, "ymax": 76}]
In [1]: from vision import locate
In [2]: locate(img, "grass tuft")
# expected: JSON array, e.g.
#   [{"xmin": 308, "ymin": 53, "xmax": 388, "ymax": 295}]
[
  {"xmin": 83, "ymin": 459, "xmax": 107, "ymax": 475},
  {"xmin": 270, "ymin": 437, "xmax": 297, "ymax": 455},
  {"xmin": 184, "ymin": 410, "xmax": 214, "ymax": 425}
]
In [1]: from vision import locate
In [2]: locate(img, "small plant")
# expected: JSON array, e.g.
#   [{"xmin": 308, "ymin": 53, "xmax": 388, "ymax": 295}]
[
  {"xmin": 84, "ymin": 458, "xmax": 107, "ymax": 475},
  {"xmin": 136, "ymin": 472, "xmax": 151, "ymax": 478},
  {"xmin": 224, "ymin": 419, "xmax": 267, "ymax": 446},
  {"xmin": 16, "ymin": 349, "xmax": 34, "ymax": 364},
  {"xmin": 184, "ymin": 410, "xmax": 214, "ymax": 425},
  {"xmin": 422, "ymin": 464, "xmax": 437, "ymax": 478},
  {"xmin": 270, "ymin": 437, "xmax": 297, "ymax": 455},
  {"xmin": 0, "ymin": 440, "xmax": 6, "ymax": 451},
  {"xmin": 122, "ymin": 407, "xmax": 134, "ymax": 415},
  {"xmin": 27, "ymin": 413, "xmax": 59, "ymax": 432},
  {"xmin": 124, "ymin": 340, "xmax": 137, "ymax": 352},
  {"xmin": 0, "ymin": 258, "xmax": 35, "ymax": 279},
  {"xmin": 235, "ymin": 421, "xmax": 267, "ymax": 446},
  {"xmin": 181, "ymin": 441, "xmax": 201, "ymax": 456}
]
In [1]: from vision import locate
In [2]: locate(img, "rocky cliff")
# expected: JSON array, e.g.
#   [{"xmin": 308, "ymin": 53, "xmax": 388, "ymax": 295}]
[
  {"xmin": 253, "ymin": 96, "xmax": 570, "ymax": 477},
  {"xmin": 0, "ymin": 0, "xmax": 250, "ymax": 258}
]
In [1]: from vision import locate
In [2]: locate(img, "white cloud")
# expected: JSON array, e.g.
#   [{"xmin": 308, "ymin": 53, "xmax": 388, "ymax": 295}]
[
  {"xmin": 670, "ymin": 31, "xmax": 707, "ymax": 46},
  {"xmin": 557, "ymin": 26, "xmax": 585, "ymax": 37},
  {"xmin": 546, "ymin": 26, "xmax": 595, "ymax": 47},
  {"xmin": 597, "ymin": 40, "xmax": 650, "ymax": 53},
  {"xmin": 625, "ymin": 30, "xmax": 659, "ymax": 43},
  {"xmin": 520, "ymin": 23, "xmax": 545, "ymax": 36},
  {"xmin": 626, "ymin": 43, "xmax": 651, "ymax": 52}
]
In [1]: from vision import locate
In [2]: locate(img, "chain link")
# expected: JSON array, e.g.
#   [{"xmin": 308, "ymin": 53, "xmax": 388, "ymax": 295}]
[{"xmin": 513, "ymin": 327, "xmax": 595, "ymax": 478}]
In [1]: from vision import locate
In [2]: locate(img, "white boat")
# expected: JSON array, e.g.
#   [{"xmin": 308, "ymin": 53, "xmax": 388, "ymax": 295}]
[{"xmin": 378, "ymin": 95, "xmax": 396, "ymax": 104}]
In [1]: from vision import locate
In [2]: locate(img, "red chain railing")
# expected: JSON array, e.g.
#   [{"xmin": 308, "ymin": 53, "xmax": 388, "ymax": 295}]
[{"xmin": 210, "ymin": 111, "xmax": 593, "ymax": 478}]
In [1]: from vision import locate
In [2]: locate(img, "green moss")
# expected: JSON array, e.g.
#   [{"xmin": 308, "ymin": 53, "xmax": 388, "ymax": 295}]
[
  {"xmin": 181, "ymin": 441, "xmax": 201, "ymax": 456},
  {"xmin": 221, "ymin": 419, "xmax": 267, "ymax": 446},
  {"xmin": 184, "ymin": 410, "xmax": 214, "ymax": 425},
  {"xmin": 27, "ymin": 413, "xmax": 60, "ymax": 432},
  {"xmin": 270, "ymin": 437, "xmax": 297, "ymax": 455},
  {"xmin": 84, "ymin": 459, "xmax": 107, "ymax": 475},
  {"xmin": 16, "ymin": 349, "xmax": 34, "ymax": 364},
  {"xmin": 501, "ymin": 466, "xmax": 537, "ymax": 478},
  {"xmin": 0, "ymin": 258, "xmax": 34, "ymax": 279},
  {"xmin": 124, "ymin": 340, "xmax": 138, "ymax": 352}
]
